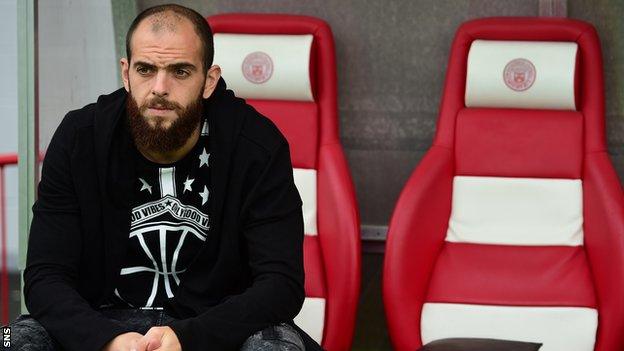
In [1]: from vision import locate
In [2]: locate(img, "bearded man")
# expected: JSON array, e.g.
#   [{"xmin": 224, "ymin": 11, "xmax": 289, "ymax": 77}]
[{"xmin": 7, "ymin": 4, "xmax": 318, "ymax": 351}]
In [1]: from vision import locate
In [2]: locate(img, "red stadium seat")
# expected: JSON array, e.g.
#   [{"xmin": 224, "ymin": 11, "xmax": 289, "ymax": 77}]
[
  {"xmin": 383, "ymin": 17, "xmax": 624, "ymax": 351},
  {"xmin": 208, "ymin": 14, "xmax": 361, "ymax": 351}
]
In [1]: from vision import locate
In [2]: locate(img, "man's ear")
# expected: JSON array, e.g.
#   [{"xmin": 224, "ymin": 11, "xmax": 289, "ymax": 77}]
[
  {"xmin": 120, "ymin": 58, "xmax": 130, "ymax": 92},
  {"xmin": 202, "ymin": 65, "xmax": 222, "ymax": 99}
]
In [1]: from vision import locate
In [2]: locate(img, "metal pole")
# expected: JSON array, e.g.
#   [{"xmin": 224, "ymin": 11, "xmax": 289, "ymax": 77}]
[{"xmin": 18, "ymin": 0, "xmax": 38, "ymax": 315}]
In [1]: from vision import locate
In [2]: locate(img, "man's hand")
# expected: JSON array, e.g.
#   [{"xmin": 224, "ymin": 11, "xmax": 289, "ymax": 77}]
[
  {"xmin": 137, "ymin": 326, "xmax": 182, "ymax": 351},
  {"xmin": 102, "ymin": 332, "xmax": 144, "ymax": 351}
]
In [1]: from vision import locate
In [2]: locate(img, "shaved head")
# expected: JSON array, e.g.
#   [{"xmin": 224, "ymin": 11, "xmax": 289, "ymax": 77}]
[
  {"xmin": 126, "ymin": 4, "xmax": 214, "ymax": 73},
  {"xmin": 147, "ymin": 10, "xmax": 181, "ymax": 33}
]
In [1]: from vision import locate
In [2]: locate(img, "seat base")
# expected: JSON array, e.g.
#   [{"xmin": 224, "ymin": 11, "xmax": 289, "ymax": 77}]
[{"xmin": 419, "ymin": 338, "xmax": 542, "ymax": 351}]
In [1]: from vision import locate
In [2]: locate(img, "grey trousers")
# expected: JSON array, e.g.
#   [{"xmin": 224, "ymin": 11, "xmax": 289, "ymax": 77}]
[{"xmin": 5, "ymin": 309, "xmax": 304, "ymax": 351}]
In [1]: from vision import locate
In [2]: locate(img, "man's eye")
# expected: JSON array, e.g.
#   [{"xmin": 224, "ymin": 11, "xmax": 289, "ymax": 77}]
[
  {"xmin": 175, "ymin": 69, "xmax": 190, "ymax": 78},
  {"xmin": 137, "ymin": 66, "xmax": 152, "ymax": 75}
]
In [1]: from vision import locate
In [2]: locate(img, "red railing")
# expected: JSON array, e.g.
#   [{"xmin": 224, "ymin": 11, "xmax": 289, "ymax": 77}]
[{"xmin": 0, "ymin": 152, "xmax": 17, "ymax": 325}]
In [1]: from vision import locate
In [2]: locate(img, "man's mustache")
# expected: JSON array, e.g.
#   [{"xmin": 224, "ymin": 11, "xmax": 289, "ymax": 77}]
[{"xmin": 142, "ymin": 97, "xmax": 182, "ymax": 111}]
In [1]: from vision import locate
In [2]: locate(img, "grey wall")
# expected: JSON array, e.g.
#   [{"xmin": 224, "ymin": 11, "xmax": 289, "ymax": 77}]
[
  {"xmin": 38, "ymin": 0, "xmax": 120, "ymax": 151},
  {"xmin": 136, "ymin": 0, "xmax": 623, "ymax": 230},
  {"xmin": 570, "ymin": 0, "xmax": 624, "ymax": 177}
]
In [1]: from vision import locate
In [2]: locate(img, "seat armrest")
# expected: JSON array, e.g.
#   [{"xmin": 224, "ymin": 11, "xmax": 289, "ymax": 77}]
[{"xmin": 418, "ymin": 338, "xmax": 542, "ymax": 351}]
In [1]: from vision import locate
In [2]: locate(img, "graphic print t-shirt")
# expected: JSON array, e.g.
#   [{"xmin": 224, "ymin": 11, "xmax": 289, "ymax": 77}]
[{"xmin": 112, "ymin": 118, "xmax": 211, "ymax": 308}]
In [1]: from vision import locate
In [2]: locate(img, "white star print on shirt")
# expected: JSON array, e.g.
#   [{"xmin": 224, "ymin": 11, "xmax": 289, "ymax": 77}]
[
  {"xmin": 199, "ymin": 185, "xmax": 209, "ymax": 206},
  {"xmin": 198, "ymin": 148, "xmax": 210, "ymax": 168},
  {"xmin": 139, "ymin": 178, "xmax": 152, "ymax": 194},
  {"xmin": 183, "ymin": 176, "xmax": 194, "ymax": 193}
]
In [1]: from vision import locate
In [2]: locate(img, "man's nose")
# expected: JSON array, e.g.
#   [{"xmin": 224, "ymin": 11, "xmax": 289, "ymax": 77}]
[{"xmin": 151, "ymin": 71, "xmax": 170, "ymax": 97}]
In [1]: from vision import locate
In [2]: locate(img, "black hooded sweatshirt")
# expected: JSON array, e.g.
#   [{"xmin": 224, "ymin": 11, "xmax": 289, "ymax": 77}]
[{"xmin": 24, "ymin": 79, "xmax": 320, "ymax": 351}]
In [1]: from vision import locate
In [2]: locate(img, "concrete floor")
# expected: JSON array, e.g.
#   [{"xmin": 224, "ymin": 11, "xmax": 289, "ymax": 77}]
[{"xmin": 352, "ymin": 252, "xmax": 393, "ymax": 351}]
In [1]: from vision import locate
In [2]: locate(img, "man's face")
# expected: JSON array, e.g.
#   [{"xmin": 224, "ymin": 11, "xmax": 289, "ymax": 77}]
[{"xmin": 121, "ymin": 14, "xmax": 216, "ymax": 153}]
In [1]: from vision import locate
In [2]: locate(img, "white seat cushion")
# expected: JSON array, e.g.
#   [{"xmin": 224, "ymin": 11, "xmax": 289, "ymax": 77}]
[
  {"xmin": 446, "ymin": 176, "xmax": 583, "ymax": 246},
  {"xmin": 293, "ymin": 168, "xmax": 317, "ymax": 236},
  {"xmin": 294, "ymin": 297, "xmax": 325, "ymax": 344},
  {"xmin": 213, "ymin": 34, "xmax": 314, "ymax": 101},
  {"xmin": 465, "ymin": 40, "xmax": 578, "ymax": 110},
  {"xmin": 422, "ymin": 303, "xmax": 597, "ymax": 351}
]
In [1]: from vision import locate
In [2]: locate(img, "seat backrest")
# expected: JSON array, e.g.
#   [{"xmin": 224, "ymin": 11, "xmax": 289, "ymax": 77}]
[
  {"xmin": 208, "ymin": 14, "xmax": 361, "ymax": 351},
  {"xmin": 384, "ymin": 17, "xmax": 624, "ymax": 351}
]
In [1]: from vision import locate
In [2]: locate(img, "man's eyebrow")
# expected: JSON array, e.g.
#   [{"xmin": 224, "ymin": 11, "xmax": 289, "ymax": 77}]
[
  {"xmin": 133, "ymin": 61, "xmax": 156, "ymax": 69},
  {"xmin": 167, "ymin": 62, "xmax": 198, "ymax": 71},
  {"xmin": 132, "ymin": 61, "xmax": 197, "ymax": 71}
]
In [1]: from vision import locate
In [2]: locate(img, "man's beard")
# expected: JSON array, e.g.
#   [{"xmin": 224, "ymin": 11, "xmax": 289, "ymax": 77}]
[{"xmin": 126, "ymin": 90, "xmax": 203, "ymax": 154}]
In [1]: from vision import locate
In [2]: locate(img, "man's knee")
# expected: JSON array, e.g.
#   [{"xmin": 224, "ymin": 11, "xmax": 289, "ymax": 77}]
[
  {"xmin": 241, "ymin": 323, "xmax": 305, "ymax": 351},
  {"xmin": 6, "ymin": 315, "xmax": 58, "ymax": 351}
]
